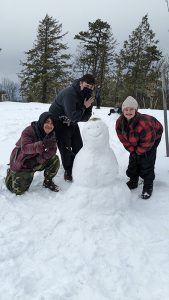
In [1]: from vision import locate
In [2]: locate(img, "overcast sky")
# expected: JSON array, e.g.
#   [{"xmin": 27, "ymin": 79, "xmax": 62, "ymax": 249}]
[{"xmin": 0, "ymin": 0, "xmax": 169, "ymax": 82}]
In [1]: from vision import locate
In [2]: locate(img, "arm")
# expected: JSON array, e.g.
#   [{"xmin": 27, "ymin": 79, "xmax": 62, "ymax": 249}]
[
  {"xmin": 62, "ymin": 92, "xmax": 85, "ymax": 122},
  {"xmin": 62, "ymin": 91, "xmax": 93, "ymax": 122},
  {"xmin": 116, "ymin": 131, "xmax": 135, "ymax": 153},
  {"xmin": 81, "ymin": 106, "xmax": 92, "ymax": 121},
  {"xmin": 135, "ymin": 120, "xmax": 157, "ymax": 155},
  {"xmin": 80, "ymin": 97, "xmax": 94, "ymax": 121},
  {"xmin": 136, "ymin": 129, "xmax": 155, "ymax": 155},
  {"xmin": 116, "ymin": 118, "xmax": 135, "ymax": 153},
  {"xmin": 20, "ymin": 127, "xmax": 44, "ymax": 154}
]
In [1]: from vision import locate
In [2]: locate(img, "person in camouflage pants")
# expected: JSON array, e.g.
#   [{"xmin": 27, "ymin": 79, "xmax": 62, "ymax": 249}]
[
  {"xmin": 5, "ymin": 112, "xmax": 60, "ymax": 195},
  {"xmin": 5, "ymin": 155, "xmax": 60, "ymax": 195}
]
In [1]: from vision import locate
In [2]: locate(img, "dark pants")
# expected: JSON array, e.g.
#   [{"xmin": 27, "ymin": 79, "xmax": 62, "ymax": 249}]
[
  {"xmin": 126, "ymin": 143, "xmax": 159, "ymax": 185},
  {"xmin": 5, "ymin": 155, "xmax": 60, "ymax": 195},
  {"xmin": 54, "ymin": 120, "xmax": 83, "ymax": 174},
  {"xmin": 95, "ymin": 96, "xmax": 101, "ymax": 109}
]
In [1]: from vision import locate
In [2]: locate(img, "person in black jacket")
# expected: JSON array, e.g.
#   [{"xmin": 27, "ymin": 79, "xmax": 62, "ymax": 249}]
[
  {"xmin": 49, "ymin": 74, "xmax": 95, "ymax": 181},
  {"xmin": 95, "ymin": 85, "xmax": 101, "ymax": 109}
]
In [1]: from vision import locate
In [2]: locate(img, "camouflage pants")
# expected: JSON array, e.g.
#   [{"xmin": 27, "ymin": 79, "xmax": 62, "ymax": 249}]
[{"xmin": 5, "ymin": 155, "xmax": 60, "ymax": 195}]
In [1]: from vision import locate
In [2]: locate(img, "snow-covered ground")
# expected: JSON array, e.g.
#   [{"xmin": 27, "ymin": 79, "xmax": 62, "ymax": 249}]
[{"xmin": 0, "ymin": 102, "xmax": 169, "ymax": 300}]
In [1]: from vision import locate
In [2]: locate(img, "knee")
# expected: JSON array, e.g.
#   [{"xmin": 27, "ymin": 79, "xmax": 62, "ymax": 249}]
[
  {"xmin": 5, "ymin": 170, "xmax": 23, "ymax": 195},
  {"xmin": 14, "ymin": 189, "xmax": 26, "ymax": 196},
  {"xmin": 12, "ymin": 179, "xmax": 30, "ymax": 195},
  {"xmin": 6, "ymin": 170, "xmax": 32, "ymax": 195},
  {"xmin": 6, "ymin": 180, "xmax": 27, "ymax": 195}
]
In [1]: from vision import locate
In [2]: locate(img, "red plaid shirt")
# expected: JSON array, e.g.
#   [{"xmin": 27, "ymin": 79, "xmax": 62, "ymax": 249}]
[{"xmin": 116, "ymin": 112, "xmax": 163, "ymax": 155}]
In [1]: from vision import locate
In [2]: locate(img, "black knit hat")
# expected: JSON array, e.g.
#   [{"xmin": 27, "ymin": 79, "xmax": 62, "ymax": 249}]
[
  {"xmin": 80, "ymin": 74, "xmax": 95, "ymax": 85},
  {"xmin": 38, "ymin": 112, "xmax": 54, "ymax": 128}
]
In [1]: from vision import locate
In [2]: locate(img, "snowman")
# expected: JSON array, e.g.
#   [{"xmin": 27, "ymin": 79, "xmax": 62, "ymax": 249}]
[
  {"xmin": 73, "ymin": 118, "xmax": 118, "ymax": 187},
  {"xmin": 71, "ymin": 118, "xmax": 130, "ymax": 212}
]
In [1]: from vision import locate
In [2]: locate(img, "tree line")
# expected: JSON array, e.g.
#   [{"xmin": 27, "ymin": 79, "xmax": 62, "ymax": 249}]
[{"xmin": 1, "ymin": 14, "xmax": 169, "ymax": 108}]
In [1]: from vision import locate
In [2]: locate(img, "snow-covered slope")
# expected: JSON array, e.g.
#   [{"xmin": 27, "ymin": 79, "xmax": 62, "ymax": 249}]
[{"xmin": 0, "ymin": 102, "xmax": 169, "ymax": 300}]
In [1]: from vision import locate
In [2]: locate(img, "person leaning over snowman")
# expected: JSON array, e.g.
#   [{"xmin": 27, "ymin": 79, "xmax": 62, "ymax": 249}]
[
  {"xmin": 116, "ymin": 96, "xmax": 163, "ymax": 199},
  {"xmin": 5, "ymin": 112, "xmax": 60, "ymax": 195},
  {"xmin": 49, "ymin": 74, "xmax": 95, "ymax": 182}
]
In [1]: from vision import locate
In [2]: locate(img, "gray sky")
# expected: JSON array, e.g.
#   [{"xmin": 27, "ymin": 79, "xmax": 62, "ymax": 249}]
[{"xmin": 0, "ymin": 0, "xmax": 169, "ymax": 82}]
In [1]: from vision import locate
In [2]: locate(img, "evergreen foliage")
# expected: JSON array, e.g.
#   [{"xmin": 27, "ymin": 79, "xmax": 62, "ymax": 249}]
[
  {"xmin": 74, "ymin": 18, "xmax": 117, "ymax": 103},
  {"xmin": 114, "ymin": 15, "xmax": 162, "ymax": 108},
  {"xmin": 19, "ymin": 15, "xmax": 71, "ymax": 103},
  {"xmin": 3, "ymin": 14, "xmax": 166, "ymax": 108}
]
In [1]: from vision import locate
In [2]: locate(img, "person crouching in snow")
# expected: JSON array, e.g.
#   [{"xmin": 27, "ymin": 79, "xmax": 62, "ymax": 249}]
[
  {"xmin": 5, "ymin": 112, "xmax": 60, "ymax": 195},
  {"xmin": 116, "ymin": 96, "xmax": 163, "ymax": 199}
]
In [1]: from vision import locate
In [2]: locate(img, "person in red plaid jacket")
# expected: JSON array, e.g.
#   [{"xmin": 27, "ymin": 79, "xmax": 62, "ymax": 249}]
[{"xmin": 116, "ymin": 96, "xmax": 163, "ymax": 199}]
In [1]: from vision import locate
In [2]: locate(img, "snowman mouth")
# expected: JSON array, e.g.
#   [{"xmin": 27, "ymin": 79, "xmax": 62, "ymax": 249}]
[{"xmin": 89, "ymin": 132, "xmax": 101, "ymax": 137}]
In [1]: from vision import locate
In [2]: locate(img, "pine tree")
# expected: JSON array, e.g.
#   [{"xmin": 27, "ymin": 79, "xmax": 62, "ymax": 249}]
[
  {"xmin": 115, "ymin": 14, "xmax": 162, "ymax": 107},
  {"xmin": 19, "ymin": 15, "xmax": 71, "ymax": 103},
  {"xmin": 74, "ymin": 19, "xmax": 116, "ymax": 93}
]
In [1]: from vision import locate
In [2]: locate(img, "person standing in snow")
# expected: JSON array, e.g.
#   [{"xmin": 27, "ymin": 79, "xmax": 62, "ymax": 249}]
[
  {"xmin": 116, "ymin": 96, "xmax": 163, "ymax": 199},
  {"xmin": 49, "ymin": 74, "xmax": 95, "ymax": 182},
  {"xmin": 95, "ymin": 85, "xmax": 101, "ymax": 109},
  {"xmin": 5, "ymin": 112, "xmax": 60, "ymax": 195}
]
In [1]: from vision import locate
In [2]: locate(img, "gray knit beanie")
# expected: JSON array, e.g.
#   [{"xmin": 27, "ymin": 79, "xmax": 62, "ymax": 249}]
[{"xmin": 122, "ymin": 96, "xmax": 138, "ymax": 111}]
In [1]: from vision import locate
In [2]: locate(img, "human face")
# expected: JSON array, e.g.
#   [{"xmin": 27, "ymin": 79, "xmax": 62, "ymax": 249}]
[
  {"xmin": 123, "ymin": 107, "xmax": 136, "ymax": 120},
  {"xmin": 43, "ymin": 118, "xmax": 54, "ymax": 134},
  {"xmin": 80, "ymin": 81, "xmax": 94, "ymax": 91}
]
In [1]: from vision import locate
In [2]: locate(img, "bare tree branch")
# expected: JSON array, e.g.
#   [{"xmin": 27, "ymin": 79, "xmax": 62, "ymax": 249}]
[{"xmin": 165, "ymin": 0, "xmax": 169, "ymax": 12}]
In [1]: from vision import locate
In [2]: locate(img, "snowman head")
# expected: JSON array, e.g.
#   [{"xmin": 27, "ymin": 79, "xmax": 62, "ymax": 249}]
[{"xmin": 82, "ymin": 118, "xmax": 109, "ymax": 150}]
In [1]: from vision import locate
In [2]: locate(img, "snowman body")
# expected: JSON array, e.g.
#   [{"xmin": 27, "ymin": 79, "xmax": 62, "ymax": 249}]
[{"xmin": 73, "ymin": 119, "xmax": 118, "ymax": 188}]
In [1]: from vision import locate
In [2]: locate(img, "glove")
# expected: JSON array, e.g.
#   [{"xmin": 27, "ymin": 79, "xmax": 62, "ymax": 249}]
[
  {"xmin": 59, "ymin": 116, "xmax": 71, "ymax": 126},
  {"xmin": 35, "ymin": 141, "xmax": 44, "ymax": 154}
]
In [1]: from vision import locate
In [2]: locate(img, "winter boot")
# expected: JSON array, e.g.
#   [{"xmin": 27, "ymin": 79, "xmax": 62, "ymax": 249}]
[
  {"xmin": 141, "ymin": 183, "xmax": 153, "ymax": 200},
  {"xmin": 43, "ymin": 178, "xmax": 59, "ymax": 192},
  {"xmin": 64, "ymin": 171, "xmax": 73, "ymax": 182},
  {"xmin": 126, "ymin": 178, "xmax": 139, "ymax": 190}
]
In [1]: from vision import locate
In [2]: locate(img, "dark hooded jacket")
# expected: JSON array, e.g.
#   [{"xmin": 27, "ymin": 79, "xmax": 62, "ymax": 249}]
[
  {"xmin": 49, "ymin": 79, "xmax": 92, "ymax": 123},
  {"xmin": 9, "ymin": 112, "xmax": 57, "ymax": 172}
]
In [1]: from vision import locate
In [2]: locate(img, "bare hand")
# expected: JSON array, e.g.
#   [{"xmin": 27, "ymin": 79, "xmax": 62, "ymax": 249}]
[{"xmin": 84, "ymin": 97, "xmax": 95, "ymax": 108}]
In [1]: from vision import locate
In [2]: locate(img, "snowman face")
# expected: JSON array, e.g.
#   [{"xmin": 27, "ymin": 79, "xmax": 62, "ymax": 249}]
[{"xmin": 82, "ymin": 119, "xmax": 109, "ymax": 148}]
